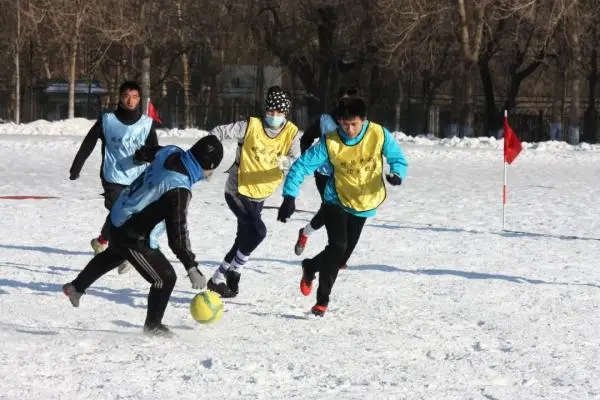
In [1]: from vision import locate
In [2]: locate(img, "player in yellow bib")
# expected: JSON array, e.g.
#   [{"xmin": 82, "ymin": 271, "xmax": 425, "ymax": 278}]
[
  {"xmin": 206, "ymin": 86, "xmax": 302, "ymax": 298},
  {"xmin": 294, "ymin": 87, "xmax": 359, "ymax": 259},
  {"xmin": 277, "ymin": 97, "xmax": 407, "ymax": 316}
]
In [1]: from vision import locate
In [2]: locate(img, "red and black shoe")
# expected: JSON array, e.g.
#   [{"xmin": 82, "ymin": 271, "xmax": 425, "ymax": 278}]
[
  {"xmin": 300, "ymin": 260, "xmax": 315, "ymax": 296},
  {"xmin": 294, "ymin": 229, "xmax": 309, "ymax": 255},
  {"xmin": 300, "ymin": 278, "xmax": 313, "ymax": 296},
  {"xmin": 311, "ymin": 304, "xmax": 327, "ymax": 317}
]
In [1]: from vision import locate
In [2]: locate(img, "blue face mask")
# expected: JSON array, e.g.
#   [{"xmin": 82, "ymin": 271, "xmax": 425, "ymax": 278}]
[{"xmin": 265, "ymin": 115, "xmax": 285, "ymax": 128}]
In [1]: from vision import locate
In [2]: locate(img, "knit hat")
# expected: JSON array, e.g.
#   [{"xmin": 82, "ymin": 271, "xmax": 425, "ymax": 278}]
[
  {"xmin": 189, "ymin": 135, "xmax": 224, "ymax": 170},
  {"xmin": 265, "ymin": 86, "xmax": 292, "ymax": 114}
]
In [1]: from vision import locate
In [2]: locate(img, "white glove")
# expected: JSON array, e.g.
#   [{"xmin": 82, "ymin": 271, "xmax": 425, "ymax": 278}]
[
  {"xmin": 187, "ymin": 266, "xmax": 206, "ymax": 290},
  {"xmin": 276, "ymin": 156, "xmax": 294, "ymax": 171}
]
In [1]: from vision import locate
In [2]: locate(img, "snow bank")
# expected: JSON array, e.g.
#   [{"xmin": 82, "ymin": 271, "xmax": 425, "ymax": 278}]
[{"xmin": 1, "ymin": 118, "xmax": 599, "ymax": 151}]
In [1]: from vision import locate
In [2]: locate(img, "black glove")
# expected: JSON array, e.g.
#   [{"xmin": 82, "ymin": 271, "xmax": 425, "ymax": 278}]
[
  {"xmin": 133, "ymin": 149, "xmax": 146, "ymax": 165},
  {"xmin": 277, "ymin": 195, "xmax": 296, "ymax": 223},
  {"xmin": 69, "ymin": 173, "xmax": 79, "ymax": 180},
  {"xmin": 386, "ymin": 173, "xmax": 402, "ymax": 186}
]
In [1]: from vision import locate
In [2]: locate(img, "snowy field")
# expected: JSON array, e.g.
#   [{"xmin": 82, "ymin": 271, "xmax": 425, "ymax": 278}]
[{"xmin": 0, "ymin": 120, "xmax": 599, "ymax": 399}]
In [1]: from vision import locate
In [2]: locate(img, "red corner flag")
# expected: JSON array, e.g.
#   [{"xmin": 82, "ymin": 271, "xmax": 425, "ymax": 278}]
[
  {"xmin": 502, "ymin": 110, "xmax": 522, "ymax": 230},
  {"xmin": 503, "ymin": 112, "xmax": 522, "ymax": 164},
  {"xmin": 147, "ymin": 100, "xmax": 162, "ymax": 124}
]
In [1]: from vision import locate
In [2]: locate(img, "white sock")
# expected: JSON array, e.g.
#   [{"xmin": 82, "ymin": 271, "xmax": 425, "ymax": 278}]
[
  {"xmin": 303, "ymin": 223, "xmax": 316, "ymax": 236},
  {"xmin": 231, "ymin": 250, "xmax": 249, "ymax": 270},
  {"xmin": 211, "ymin": 261, "xmax": 230, "ymax": 283}
]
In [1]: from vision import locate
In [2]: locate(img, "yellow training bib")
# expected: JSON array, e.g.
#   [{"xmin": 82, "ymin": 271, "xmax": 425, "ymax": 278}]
[
  {"xmin": 238, "ymin": 117, "xmax": 298, "ymax": 199},
  {"xmin": 325, "ymin": 122, "xmax": 386, "ymax": 212}
]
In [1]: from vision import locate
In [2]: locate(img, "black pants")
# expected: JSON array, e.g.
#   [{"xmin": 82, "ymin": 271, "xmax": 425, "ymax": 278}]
[
  {"xmin": 308, "ymin": 173, "xmax": 329, "ymax": 231},
  {"xmin": 71, "ymin": 227, "xmax": 177, "ymax": 328},
  {"xmin": 303, "ymin": 203, "xmax": 366, "ymax": 306},
  {"xmin": 223, "ymin": 192, "xmax": 267, "ymax": 263},
  {"xmin": 99, "ymin": 182, "xmax": 126, "ymax": 240}
]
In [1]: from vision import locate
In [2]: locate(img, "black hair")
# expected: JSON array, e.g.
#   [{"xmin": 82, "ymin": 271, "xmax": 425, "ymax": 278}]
[
  {"xmin": 337, "ymin": 86, "xmax": 359, "ymax": 99},
  {"xmin": 119, "ymin": 81, "xmax": 142, "ymax": 95},
  {"xmin": 336, "ymin": 97, "xmax": 367, "ymax": 120}
]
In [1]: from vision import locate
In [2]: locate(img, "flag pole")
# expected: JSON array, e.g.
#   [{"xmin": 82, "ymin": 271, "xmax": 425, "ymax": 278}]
[
  {"xmin": 503, "ymin": 156, "xmax": 507, "ymax": 231},
  {"xmin": 502, "ymin": 109, "xmax": 507, "ymax": 231}
]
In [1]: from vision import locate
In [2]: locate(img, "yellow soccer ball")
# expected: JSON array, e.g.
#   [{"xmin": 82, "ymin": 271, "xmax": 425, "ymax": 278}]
[{"xmin": 190, "ymin": 290, "xmax": 224, "ymax": 324}]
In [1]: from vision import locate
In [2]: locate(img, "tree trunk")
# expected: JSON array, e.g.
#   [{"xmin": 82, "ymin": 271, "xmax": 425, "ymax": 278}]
[
  {"xmin": 255, "ymin": 57, "xmax": 265, "ymax": 114},
  {"xmin": 141, "ymin": 44, "xmax": 151, "ymax": 114},
  {"xmin": 368, "ymin": 64, "xmax": 382, "ymax": 121},
  {"xmin": 478, "ymin": 57, "xmax": 499, "ymax": 137},
  {"xmin": 584, "ymin": 30, "xmax": 598, "ymax": 143},
  {"xmin": 448, "ymin": 76, "xmax": 462, "ymax": 137},
  {"xmin": 568, "ymin": 25, "xmax": 582, "ymax": 144},
  {"xmin": 549, "ymin": 57, "xmax": 565, "ymax": 141},
  {"xmin": 394, "ymin": 80, "xmax": 403, "ymax": 132},
  {"xmin": 33, "ymin": 27, "xmax": 51, "ymax": 79},
  {"xmin": 316, "ymin": 6, "xmax": 335, "ymax": 113},
  {"xmin": 460, "ymin": 66, "xmax": 475, "ymax": 137},
  {"xmin": 113, "ymin": 60, "xmax": 121, "ymax": 108},
  {"xmin": 14, "ymin": 44, "xmax": 20, "ymax": 124},
  {"xmin": 181, "ymin": 52, "xmax": 191, "ymax": 128},
  {"xmin": 14, "ymin": 0, "xmax": 20, "ymax": 123},
  {"xmin": 68, "ymin": 39, "xmax": 78, "ymax": 119},
  {"xmin": 160, "ymin": 65, "xmax": 168, "ymax": 98},
  {"xmin": 422, "ymin": 74, "xmax": 430, "ymax": 134}
]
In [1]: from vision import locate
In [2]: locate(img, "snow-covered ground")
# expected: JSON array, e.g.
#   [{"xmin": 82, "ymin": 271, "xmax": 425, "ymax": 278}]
[{"xmin": 0, "ymin": 120, "xmax": 599, "ymax": 399}]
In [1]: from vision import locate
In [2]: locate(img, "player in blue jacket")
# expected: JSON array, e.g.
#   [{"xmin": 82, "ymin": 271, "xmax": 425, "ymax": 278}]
[
  {"xmin": 69, "ymin": 81, "xmax": 158, "ymax": 272},
  {"xmin": 277, "ymin": 97, "xmax": 408, "ymax": 316},
  {"xmin": 63, "ymin": 135, "xmax": 223, "ymax": 337},
  {"xmin": 294, "ymin": 87, "xmax": 358, "ymax": 258}
]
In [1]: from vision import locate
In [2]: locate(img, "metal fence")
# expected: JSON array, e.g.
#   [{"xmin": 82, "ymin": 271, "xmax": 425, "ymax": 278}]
[{"xmin": 1, "ymin": 90, "xmax": 599, "ymax": 144}]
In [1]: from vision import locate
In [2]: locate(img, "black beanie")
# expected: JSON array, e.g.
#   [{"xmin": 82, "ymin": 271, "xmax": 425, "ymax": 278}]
[
  {"xmin": 189, "ymin": 134, "xmax": 224, "ymax": 170},
  {"xmin": 264, "ymin": 86, "xmax": 291, "ymax": 113}
]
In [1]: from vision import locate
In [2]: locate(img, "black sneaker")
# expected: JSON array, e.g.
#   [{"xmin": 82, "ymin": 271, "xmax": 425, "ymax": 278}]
[
  {"xmin": 225, "ymin": 269, "xmax": 241, "ymax": 295},
  {"xmin": 143, "ymin": 324, "xmax": 174, "ymax": 338},
  {"xmin": 207, "ymin": 278, "xmax": 237, "ymax": 298}
]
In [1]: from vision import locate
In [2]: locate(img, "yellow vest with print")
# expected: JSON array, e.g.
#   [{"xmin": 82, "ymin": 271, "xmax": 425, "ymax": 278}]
[
  {"xmin": 325, "ymin": 122, "xmax": 386, "ymax": 212},
  {"xmin": 238, "ymin": 117, "xmax": 298, "ymax": 199}
]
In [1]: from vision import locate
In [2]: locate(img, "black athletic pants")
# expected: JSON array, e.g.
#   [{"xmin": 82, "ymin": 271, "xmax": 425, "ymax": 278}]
[
  {"xmin": 308, "ymin": 173, "xmax": 328, "ymax": 231},
  {"xmin": 303, "ymin": 203, "xmax": 366, "ymax": 306},
  {"xmin": 71, "ymin": 227, "xmax": 176, "ymax": 328},
  {"xmin": 223, "ymin": 193, "xmax": 267, "ymax": 263},
  {"xmin": 99, "ymin": 182, "xmax": 126, "ymax": 241}
]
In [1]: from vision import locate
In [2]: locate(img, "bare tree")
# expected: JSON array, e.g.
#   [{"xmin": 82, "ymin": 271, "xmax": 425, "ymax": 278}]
[
  {"xmin": 374, "ymin": 0, "xmax": 460, "ymax": 135},
  {"xmin": 15, "ymin": 0, "xmax": 21, "ymax": 123},
  {"xmin": 254, "ymin": 0, "xmax": 375, "ymax": 117},
  {"xmin": 37, "ymin": 0, "xmax": 100, "ymax": 118},
  {"xmin": 0, "ymin": 0, "xmax": 36, "ymax": 123}
]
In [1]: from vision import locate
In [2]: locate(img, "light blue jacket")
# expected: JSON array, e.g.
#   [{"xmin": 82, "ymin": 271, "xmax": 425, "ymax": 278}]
[
  {"xmin": 283, "ymin": 121, "xmax": 408, "ymax": 217},
  {"xmin": 102, "ymin": 113, "xmax": 153, "ymax": 185},
  {"xmin": 111, "ymin": 145, "xmax": 205, "ymax": 248},
  {"xmin": 315, "ymin": 114, "xmax": 338, "ymax": 176}
]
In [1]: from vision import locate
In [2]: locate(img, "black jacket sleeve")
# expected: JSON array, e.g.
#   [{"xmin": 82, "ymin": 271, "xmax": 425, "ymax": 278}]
[
  {"xmin": 145, "ymin": 122, "xmax": 159, "ymax": 146},
  {"xmin": 163, "ymin": 188, "xmax": 196, "ymax": 269},
  {"xmin": 134, "ymin": 145, "xmax": 163, "ymax": 164},
  {"xmin": 300, "ymin": 118, "xmax": 321, "ymax": 154},
  {"xmin": 69, "ymin": 118, "xmax": 102, "ymax": 178}
]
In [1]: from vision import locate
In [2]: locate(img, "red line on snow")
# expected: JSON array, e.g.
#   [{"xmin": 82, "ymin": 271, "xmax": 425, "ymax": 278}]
[{"xmin": 0, "ymin": 195, "xmax": 59, "ymax": 200}]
